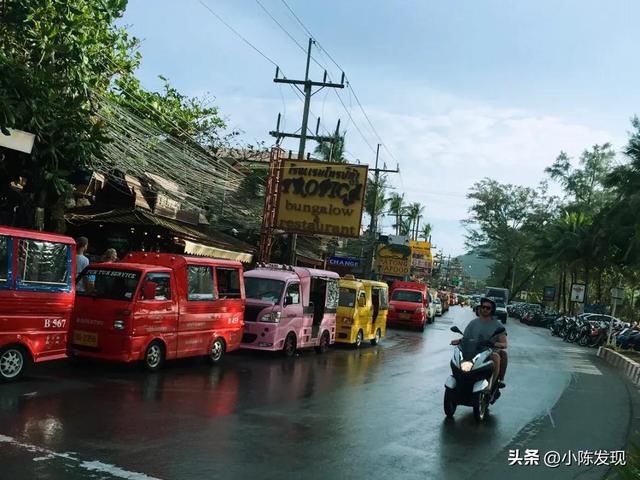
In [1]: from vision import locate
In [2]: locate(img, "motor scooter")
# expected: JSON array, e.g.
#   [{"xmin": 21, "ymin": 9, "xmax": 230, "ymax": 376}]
[{"xmin": 444, "ymin": 325, "xmax": 506, "ymax": 421}]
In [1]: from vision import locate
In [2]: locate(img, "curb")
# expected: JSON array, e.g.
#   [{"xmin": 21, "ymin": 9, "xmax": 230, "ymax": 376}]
[{"xmin": 597, "ymin": 346, "xmax": 640, "ymax": 386}]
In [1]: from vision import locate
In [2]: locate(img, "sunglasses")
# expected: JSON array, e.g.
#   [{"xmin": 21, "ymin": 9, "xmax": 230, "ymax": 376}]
[{"xmin": 480, "ymin": 305, "xmax": 493, "ymax": 310}]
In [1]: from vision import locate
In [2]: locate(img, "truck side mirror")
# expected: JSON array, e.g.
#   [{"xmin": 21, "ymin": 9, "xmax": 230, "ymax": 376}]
[
  {"xmin": 142, "ymin": 281, "xmax": 157, "ymax": 300},
  {"xmin": 284, "ymin": 295, "xmax": 294, "ymax": 306}
]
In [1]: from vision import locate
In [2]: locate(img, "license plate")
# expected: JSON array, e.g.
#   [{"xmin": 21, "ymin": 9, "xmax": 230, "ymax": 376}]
[
  {"xmin": 399, "ymin": 313, "xmax": 410, "ymax": 320},
  {"xmin": 73, "ymin": 330, "xmax": 98, "ymax": 347}
]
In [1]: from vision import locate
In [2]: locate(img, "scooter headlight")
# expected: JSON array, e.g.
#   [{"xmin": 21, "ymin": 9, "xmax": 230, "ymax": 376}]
[{"xmin": 460, "ymin": 361, "xmax": 473, "ymax": 372}]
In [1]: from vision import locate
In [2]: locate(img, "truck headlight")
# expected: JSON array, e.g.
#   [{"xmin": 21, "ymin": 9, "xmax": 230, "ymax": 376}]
[{"xmin": 261, "ymin": 312, "xmax": 281, "ymax": 323}]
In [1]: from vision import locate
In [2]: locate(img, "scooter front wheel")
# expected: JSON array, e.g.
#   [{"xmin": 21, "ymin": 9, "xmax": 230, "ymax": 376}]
[
  {"xmin": 444, "ymin": 389, "xmax": 456, "ymax": 418},
  {"xmin": 472, "ymin": 391, "xmax": 488, "ymax": 422}
]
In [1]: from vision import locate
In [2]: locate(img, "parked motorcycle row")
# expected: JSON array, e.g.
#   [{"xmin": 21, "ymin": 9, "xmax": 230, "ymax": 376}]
[{"xmin": 508, "ymin": 302, "xmax": 558, "ymax": 328}]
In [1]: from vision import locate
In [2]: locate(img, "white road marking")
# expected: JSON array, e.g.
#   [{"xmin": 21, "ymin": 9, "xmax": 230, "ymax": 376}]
[
  {"xmin": 0, "ymin": 434, "xmax": 161, "ymax": 480},
  {"xmin": 547, "ymin": 408, "xmax": 556, "ymax": 428}
]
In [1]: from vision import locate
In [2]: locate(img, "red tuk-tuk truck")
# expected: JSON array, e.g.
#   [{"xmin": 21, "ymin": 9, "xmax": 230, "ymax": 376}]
[
  {"xmin": 0, "ymin": 226, "xmax": 76, "ymax": 381},
  {"xmin": 69, "ymin": 252, "xmax": 245, "ymax": 371},
  {"xmin": 387, "ymin": 281, "xmax": 431, "ymax": 331}
]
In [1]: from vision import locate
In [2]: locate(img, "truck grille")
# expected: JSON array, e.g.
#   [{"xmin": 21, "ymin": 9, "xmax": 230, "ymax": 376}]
[
  {"xmin": 242, "ymin": 333, "xmax": 258, "ymax": 344},
  {"xmin": 244, "ymin": 305, "xmax": 265, "ymax": 323}
]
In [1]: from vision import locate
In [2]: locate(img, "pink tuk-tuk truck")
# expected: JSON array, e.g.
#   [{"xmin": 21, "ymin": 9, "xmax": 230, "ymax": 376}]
[{"xmin": 241, "ymin": 264, "xmax": 340, "ymax": 357}]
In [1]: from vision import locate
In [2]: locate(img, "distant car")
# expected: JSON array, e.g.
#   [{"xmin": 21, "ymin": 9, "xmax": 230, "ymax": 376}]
[
  {"xmin": 470, "ymin": 295, "xmax": 481, "ymax": 309},
  {"xmin": 435, "ymin": 298, "xmax": 443, "ymax": 316},
  {"xmin": 492, "ymin": 298, "xmax": 508, "ymax": 324}
]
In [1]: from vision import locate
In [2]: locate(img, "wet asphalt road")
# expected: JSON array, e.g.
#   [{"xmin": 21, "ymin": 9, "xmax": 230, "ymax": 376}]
[{"xmin": 0, "ymin": 306, "xmax": 636, "ymax": 480}]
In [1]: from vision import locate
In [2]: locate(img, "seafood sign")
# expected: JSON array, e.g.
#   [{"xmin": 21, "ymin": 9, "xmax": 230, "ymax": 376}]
[
  {"xmin": 275, "ymin": 159, "xmax": 368, "ymax": 238},
  {"xmin": 374, "ymin": 244, "xmax": 412, "ymax": 277}
]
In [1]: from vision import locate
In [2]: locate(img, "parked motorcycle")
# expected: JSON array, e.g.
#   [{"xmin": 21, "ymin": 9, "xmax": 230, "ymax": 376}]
[
  {"xmin": 575, "ymin": 320, "xmax": 594, "ymax": 346},
  {"xmin": 562, "ymin": 317, "xmax": 581, "ymax": 342},
  {"xmin": 550, "ymin": 316, "xmax": 569, "ymax": 337},
  {"xmin": 444, "ymin": 325, "xmax": 505, "ymax": 422}
]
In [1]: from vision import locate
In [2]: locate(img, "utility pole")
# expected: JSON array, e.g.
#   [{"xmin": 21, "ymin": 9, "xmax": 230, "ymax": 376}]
[
  {"xmin": 365, "ymin": 143, "xmax": 399, "ymax": 278},
  {"xmin": 270, "ymin": 38, "xmax": 345, "ymax": 265}
]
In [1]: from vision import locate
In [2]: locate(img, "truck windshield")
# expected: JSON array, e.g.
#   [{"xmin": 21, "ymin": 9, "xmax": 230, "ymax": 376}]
[
  {"xmin": 339, "ymin": 287, "xmax": 356, "ymax": 307},
  {"xmin": 391, "ymin": 290, "xmax": 422, "ymax": 303},
  {"xmin": 76, "ymin": 268, "xmax": 141, "ymax": 301},
  {"xmin": 245, "ymin": 277, "xmax": 285, "ymax": 304}
]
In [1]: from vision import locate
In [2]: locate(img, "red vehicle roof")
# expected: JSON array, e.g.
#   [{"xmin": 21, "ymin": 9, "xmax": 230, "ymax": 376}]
[
  {"xmin": 0, "ymin": 225, "xmax": 75, "ymax": 244},
  {"xmin": 87, "ymin": 262, "xmax": 171, "ymax": 273},
  {"xmin": 391, "ymin": 281, "xmax": 428, "ymax": 292},
  {"xmin": 122, "ymin": 252, "xmax": 243, "ymax": 269}
]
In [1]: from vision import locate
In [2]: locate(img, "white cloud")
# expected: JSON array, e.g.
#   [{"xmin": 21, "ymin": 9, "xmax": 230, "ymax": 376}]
[{"xmin": 214, "ymin": 89, "xmax": 616, "ymax": 256}]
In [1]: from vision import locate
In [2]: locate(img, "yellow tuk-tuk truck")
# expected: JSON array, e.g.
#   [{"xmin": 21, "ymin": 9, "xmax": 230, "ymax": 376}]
[{"xmin": 336, "ymin": 276, "xmax": 389, "ymax": 347}]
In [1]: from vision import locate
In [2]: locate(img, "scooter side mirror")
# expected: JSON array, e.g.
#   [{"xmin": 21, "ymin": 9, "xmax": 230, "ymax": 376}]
[{"xmin": 450, "ymin": 326, "xmax": 463, "ymax": 335}]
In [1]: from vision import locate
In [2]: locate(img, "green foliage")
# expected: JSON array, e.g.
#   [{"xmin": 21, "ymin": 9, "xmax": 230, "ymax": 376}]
[
  {"xmin": 463, "ymin": 179, "xmax": 553, "ymax": 292},
  {"xmin": 108, "ymin": 75, "xmax": 227, "ymax": 146},
  {"xmin": 0, "ymin": 0, "xmax": 139, "ymax": 217},
  {"xmin": 604, "ymin": 117, "xmax": 640, "ymax": 265},
  {"xmin": 313, "ymin": 134, "xmax": 346, "ymax": 163},
  {"xmin": 419, "ymin": 223, "xmax": 432, "ymax": 241},
  {"xmin": 387, "ymin": 192, "xmax": 405, "ymax": 235},
  {"xmin": 364, "ymin": 175, "xmax": 388, "ymax": 227},
  {"xmin": 464, "ymin": 131, "xmax": 640, "ymax": 311}
]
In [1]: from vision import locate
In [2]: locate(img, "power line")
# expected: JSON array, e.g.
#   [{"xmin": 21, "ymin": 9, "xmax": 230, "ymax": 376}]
[
  {"xmin": 254, "ymin": 0, "xmax": 307, "ymax": 54},
  {"xmin": 198, "ymin": 0, "xmax": 280, "ymax": 68},
  {"xmin": 274, "ymin": 0, "xmax": 396, "ymax": 162}
]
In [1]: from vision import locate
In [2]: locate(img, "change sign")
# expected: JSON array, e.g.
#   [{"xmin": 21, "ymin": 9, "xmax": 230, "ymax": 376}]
[
  {"xmin": 275, "ymin": 159, "xmax": 368, "ymax": 238},
  {"xmin": 327, "ymin": 256, "xmax": 360, "ymax": 268}
]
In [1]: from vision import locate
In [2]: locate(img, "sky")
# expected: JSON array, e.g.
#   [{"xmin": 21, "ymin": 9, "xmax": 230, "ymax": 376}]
[{"xmin": 120, "ymin": 0, "xmax": 640, "ymax": 256}]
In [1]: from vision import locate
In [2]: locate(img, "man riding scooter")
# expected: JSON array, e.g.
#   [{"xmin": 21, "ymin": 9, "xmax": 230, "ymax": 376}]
[{"xmin": 454, "ymin": 297, "xmax": 508, "ymax": 387}]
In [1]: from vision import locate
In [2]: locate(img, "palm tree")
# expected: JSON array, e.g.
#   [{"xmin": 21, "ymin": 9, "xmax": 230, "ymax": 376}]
[
  {"xmin": 314, "ymin": 134, "xmax": 346, "ymax": 163},
  {"xmin": 419, "ymin": 223, "xmax": 432, "ymax": 241},
  {"xmin": 406, "ymin": 202, "xmax": 424, "ymax": 240},
  {"xmin": 387, "ymin": 192, "xmax": 405, "ymax": 235},
  {"xmin": 364, "ymin": 175, "xmax": 388, "ymax": 233}
]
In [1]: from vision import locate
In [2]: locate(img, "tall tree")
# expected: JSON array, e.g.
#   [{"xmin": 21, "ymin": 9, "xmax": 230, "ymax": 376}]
[
  {"xmin": 364, "ymin": 175, "xmax": 388, "ymax": 233},
  {"xmin": 604, "ymin": 117, "xmax": 640, "ymax": 265},
  {"xmin": 0, "ymin": 0, "xmax": 139, "ymax": 229},
  {"xmin": 387, "ymin": 192, "xmax": 405, "ymax": 235},
  {"xmin": 314, "ymin": 134, "xmax": 346, "ymax": 163},
  {"xmin": 463, "ymin": 179, "xmax": 553, "ymax": 296},
  {"xmin": 419, "ymin": 223, "xmax": 432, "ymax": 241},
  {"xmin": 546, "ymin": 144, "xmax": 615, "ymax": 213},
  {"xmin": 108, "ymin": 75, "xmax": 228, "ymax": 147},
  {"xmin": 406, "ymin": 202, "xmax": 424, "ymax": 240}
]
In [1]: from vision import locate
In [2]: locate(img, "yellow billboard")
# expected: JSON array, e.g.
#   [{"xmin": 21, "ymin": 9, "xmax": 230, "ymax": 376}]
[
  {"xmin": 409, "ymin": 240, "xmax": 432, "ymax": 269},
  {"xmin": 374, "ymin": 244, "xmax": 412, "ymax": 277},
  {"xmin": 275, "ymin": 159, "xmax": 368, "ymax": 238}
]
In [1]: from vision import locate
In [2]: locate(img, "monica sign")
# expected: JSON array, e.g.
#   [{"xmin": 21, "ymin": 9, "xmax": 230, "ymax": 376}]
[{"xmin": 275, "ymin": 159, "xmax": 368, "ymax": 238}]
